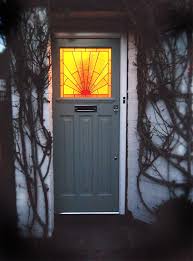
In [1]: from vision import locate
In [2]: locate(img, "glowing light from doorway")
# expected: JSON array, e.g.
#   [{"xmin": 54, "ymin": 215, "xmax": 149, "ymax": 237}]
[{"xmin": 60, "ymin": 48, "xmax": 112, "ymax": 98}]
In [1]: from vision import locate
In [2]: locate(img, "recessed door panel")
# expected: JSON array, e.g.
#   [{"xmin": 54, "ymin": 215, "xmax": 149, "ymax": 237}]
[{"xmin": 78, "ymin": 115, "xmax": 93, "ymax": 194}]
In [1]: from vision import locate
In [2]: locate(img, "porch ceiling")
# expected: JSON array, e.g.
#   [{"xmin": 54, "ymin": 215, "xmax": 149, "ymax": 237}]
[
  {"xmin": 48, "ymin": 1, "xmax": 129, "ymax": 33},
  {"xmin": 18, "ymin": 0, "xmax": 125, "ymax": 11},
  {"xmin": 18, "ymin": 0, "xmax": 129, "ymax": 32},
  {"xmin": 17, "ymin": 0, "xmax": 191, "ymax": 32}
]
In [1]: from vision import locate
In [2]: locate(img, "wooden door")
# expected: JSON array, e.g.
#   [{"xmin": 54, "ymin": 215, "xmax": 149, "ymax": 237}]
[{"xmin": 53, "ymin": 38, "xmax": 120, "ymax": 212}]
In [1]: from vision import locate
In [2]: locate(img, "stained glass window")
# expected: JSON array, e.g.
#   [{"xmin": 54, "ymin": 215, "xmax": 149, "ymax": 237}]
[{"xmin": 60, "ymin": 48, "xmax": 112, "ymax": 98}]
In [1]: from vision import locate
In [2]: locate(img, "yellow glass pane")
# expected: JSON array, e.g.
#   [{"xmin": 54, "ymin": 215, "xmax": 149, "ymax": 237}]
[{"xmin": 60, "ymin": 48, "xmax": 112, "ymax": 98}]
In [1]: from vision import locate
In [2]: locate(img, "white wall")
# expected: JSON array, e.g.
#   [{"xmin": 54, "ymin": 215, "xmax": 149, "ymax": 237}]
[
  {"xmin": 126, "ymin": 36, "xmax": 172, "ymax": 222},
  {"xmin": 126, "ymin": 35, "xmax": 154, "ymax": 222},
  {"xmin": 12, "ymin": 8, "xmax": 54, "ymax": 237},
  {"xmin": 12, "ymin": 82, "xmax": 54, "ymax": 237},
  {"xmin": 127, "ymin": 34, "xmax": 193, "ymax": 223},
  {"xmin": 127, "ymin": 37, "xmax": 171, "ymax": 222}
]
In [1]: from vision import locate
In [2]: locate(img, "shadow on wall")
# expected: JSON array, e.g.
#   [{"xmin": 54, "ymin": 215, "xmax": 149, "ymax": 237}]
[
  {"xmin": 0, "ymin": 1, "xmax": 22, "ymax": 258},
  {"xmin": 0, "ymin": 89, "xmax": 18, "ymax": 260}
]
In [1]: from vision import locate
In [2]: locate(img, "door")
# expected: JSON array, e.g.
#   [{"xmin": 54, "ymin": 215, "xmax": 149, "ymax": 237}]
[{"xmin": 53, "ymin": 38, "xmax": 120, "ymax": 213}]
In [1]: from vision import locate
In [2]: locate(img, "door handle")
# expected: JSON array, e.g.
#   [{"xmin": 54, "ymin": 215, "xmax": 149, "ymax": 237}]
[
  {"xmin": 113, "ymin": 105, "xmax": 119, "ymax": 112},
  {"xmin": 114, "ymin": 156, "xmax": 118, "ymax": 160}
]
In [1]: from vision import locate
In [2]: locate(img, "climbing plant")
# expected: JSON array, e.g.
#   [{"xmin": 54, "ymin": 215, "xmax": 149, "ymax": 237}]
[
  {"xmin": 122, "ymin": 0, "xmax": 193, "ymax": 213},
  {"xmin": 9, "ymin": 8, "xmax": 52, "ymax": 237},
  {"xmin": 137, "ymin": 31, "xmax": 193, "ymax": 213},
  {"xmin": 126, "ymin": 0, "xmax": 193, "ymax": 213}
]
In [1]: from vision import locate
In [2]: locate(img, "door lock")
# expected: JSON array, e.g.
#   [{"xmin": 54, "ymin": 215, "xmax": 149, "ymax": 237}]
[{"xmin": 113, "ymin": 105, "xmax": 119, "ymax": 112}]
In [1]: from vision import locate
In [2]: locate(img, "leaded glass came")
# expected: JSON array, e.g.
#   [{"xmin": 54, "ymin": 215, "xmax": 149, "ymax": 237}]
[{"xmin": 60, "ymin": 48, "xmax": 112, "ymax": 98}]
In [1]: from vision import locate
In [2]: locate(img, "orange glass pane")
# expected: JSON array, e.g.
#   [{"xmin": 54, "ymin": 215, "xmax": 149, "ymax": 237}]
[{"xmin": 60, "ymin": 48, "xmax": 112, "ymax": 98}]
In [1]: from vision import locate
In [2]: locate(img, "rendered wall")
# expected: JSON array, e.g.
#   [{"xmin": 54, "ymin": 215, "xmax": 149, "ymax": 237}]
[
  {"xmin": 127, "ymin": 34, "xmax": 193, "ymax": 222},
  {"xmin": 12, "ymin": 8, "xmax": 54, "ymax": 237},
  {"xmin": 12, "ymin": 81, "xmax": 54, "ymax": 237},
  {"xmin": 126, "ymin": 36, "xmax": 153, "ymax": 222}
]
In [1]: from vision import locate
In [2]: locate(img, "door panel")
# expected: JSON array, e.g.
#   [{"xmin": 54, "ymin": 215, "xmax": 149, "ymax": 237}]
[
  {"xmin": 53, "ymin": 38, "xmax": 120, "ymax": 212},
  {"xmin": 97, "ymin": 116, "xmax": 112, "ymax": 194},
  {"xmin": 62, "ymin": 116, "xmax": 74, "ymax": 194},
  {"xmin": 78, "ymin": 115, "xmax": 93, "ymax": 194}
]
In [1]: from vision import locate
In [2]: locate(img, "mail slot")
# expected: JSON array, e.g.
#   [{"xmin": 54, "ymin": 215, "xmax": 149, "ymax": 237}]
[{"xmin": 75, "ymin": 105, "xmax": 97, "ymax": 112}]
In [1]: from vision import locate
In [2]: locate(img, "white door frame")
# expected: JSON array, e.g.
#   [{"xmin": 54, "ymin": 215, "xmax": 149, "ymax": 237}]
[
  {"xmin": 53, "ymin": 32, "xmax": 128, "ymax": 215},
  {"xmin": 119, "ymin": 33, "xmax": 127, "ymax": 214}
]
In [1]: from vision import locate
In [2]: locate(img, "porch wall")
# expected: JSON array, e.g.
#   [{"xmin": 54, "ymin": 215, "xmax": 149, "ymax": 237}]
[
  {"xmin": 12, "ymin": 8, "xmax": 54, "ymax": 237},
  {"xmin": 126, "ymin": 36, "xmax": 155, "ymax": 222},
  {"xmin": 126, "ymin": 37, "xmax": 172, "ymax": 222},
  {"xmin": 13, "ymin": 28, "xmax": 193, "ymax": 237},
  {"xmin": 12, "ymin": 83, "xmax": 54, "ymax": 237},
  {"xmin": 126, "ymin": 34, "xmax": 193, "ymax": 222}
]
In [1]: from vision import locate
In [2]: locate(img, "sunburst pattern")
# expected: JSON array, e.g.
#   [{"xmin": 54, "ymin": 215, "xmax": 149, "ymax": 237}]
[{"xmin": 60, "ymin": 48, "xmax": 112, "ymax": 98}]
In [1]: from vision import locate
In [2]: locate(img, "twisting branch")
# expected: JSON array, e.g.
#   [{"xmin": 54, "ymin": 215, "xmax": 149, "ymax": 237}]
[
  {"xmin": 135, "ymin": 1, "xmax": 193, "ymax": 213},
  {"xmin": 8, "ymin": 8, "xmax": 52, "ymax": 237}
]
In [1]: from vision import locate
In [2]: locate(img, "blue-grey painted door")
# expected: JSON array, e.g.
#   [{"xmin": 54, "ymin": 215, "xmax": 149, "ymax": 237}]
[{"xmin": 53, "ymin": 38, "xmax": 120, "ymax": 212}]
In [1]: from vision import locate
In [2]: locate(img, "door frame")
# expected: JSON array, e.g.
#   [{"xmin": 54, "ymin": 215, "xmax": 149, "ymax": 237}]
[{"xmin": 52, "ymin": 33, "xmax": 128, "ymax": 215}]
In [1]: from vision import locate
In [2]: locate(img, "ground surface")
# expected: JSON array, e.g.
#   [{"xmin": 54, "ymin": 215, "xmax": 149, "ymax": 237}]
[{"xmin": 0, "ymin": 215, "xmax": 192, "ymax": 261}]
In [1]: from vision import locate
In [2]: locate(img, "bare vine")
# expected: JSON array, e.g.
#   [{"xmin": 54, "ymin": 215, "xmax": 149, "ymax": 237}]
[
  {"xmin": 135, "ymin": 1, "xmax": 193, "ymax": 213},
  {"xmin": 9, "ymin": 8, "xmax": 52, "ymax": 237}
]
